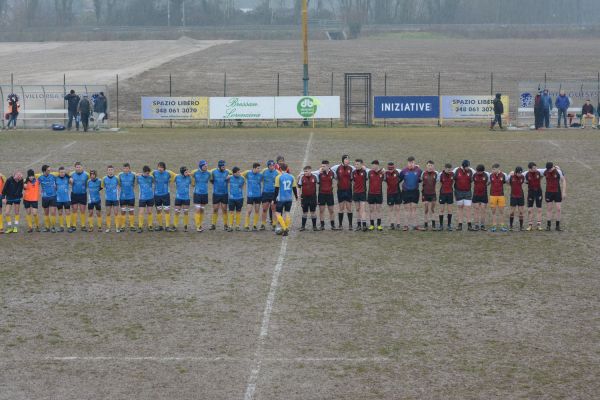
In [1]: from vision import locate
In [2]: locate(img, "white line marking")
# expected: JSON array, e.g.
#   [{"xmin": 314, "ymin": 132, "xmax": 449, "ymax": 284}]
[
  {"xmin": 24, "ymin": 141, "xmax": 77, "ymax": 169},
  {"xmin": 546, "ymin": 139, "xmax": 593, "ymax": 169},
  {"xmin": 548, "ymin": 140, "xmax": 560, "ymax": 148},
  {"xmin": 1, "ymin": 356, "xmax": 391, "ymax": 363},
  {"xmin": 243, "ymin": 131, "xmax": 313, "ymax": 400},
  {"xmin": 575, "ymin": 159, "xmax": 593, "ymax": 170}
]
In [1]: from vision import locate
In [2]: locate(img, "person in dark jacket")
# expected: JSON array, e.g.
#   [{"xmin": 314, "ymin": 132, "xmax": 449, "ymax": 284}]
[
  {"xmin": 490, "ymin": 93, "xmax": 504, "ymax": 131},
  {"xmin": 554, "ymin": 90, "xmax": 570, "ymax": 128},
  {"xmin": 541, "ymin": 89, "xmax": 553, "ymax": 128},
  {"xmin": 77, "ymin": 94, "xmax": 92, "ymax": 132},
  {"xmin": 93, "ymin": 92, "xmax": 107, "ymax": 131},
  {"xmin": 1, "ymin": 170, "xmax": 24, "ymax": 234},
  {"xmin": 581, "ymin": 99, "xmax": 595, "ymax": 128},
  {"xmin": 533, "ymin": 91, "xmax": 543, "ymax": 130},
  {"xmin": 64, "ymin": 90, "xmax": 81, "ymax": 131},
  {"xmin": 6, "ymin": 94, "xmax": 20, "ymax": 130}
]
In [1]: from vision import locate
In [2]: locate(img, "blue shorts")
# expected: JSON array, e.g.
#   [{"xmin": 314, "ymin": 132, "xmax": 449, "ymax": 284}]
[
  {"xmin": 42, "ymin": 196, "xmax": 57, "ymax": 208},
  {"xmin": 193, "ymin": 193, "xmax": 209, "ymax": 205},
  {"xmin": 276, "ymin": 201, "xmax": 292, "ymax": 213},
  {"xmin": 175, "ymin": 198, "xmax": 191, "ymax": 206},
  {"xmin": 154, "ymin": 194, "xmax": 171, "ymax": 207},
  {"xmin": 120, "ymin": 199, "xmax": 135, "ymax": 207},
  {"xmin": 71, "ymin": 193, "xmax": 87, "ymax": 205},
  {"xmin": 228, "ymin": 198, "xmax": 243, "ymax": 211},
  {"xmin": 213, "ymin": 194, "xmax": 229, "ymax": 205},
  {"xmin": 261, "ymin": 192, "xmax": 275, "ymax": 203},
  {"xmin": 88, "ymin": 202, "xmax": 101, "ymax": 211},
  {"xmin": 248, "ymin": 196, "xmax": 262, "ymax": 205},
  {"xmin": 337, "ymin": 189, "xmax": 352, "ymax": 203},
  {"xmin": 105, "ymin": 200, "xmax": 119, "ymax": 207},
  {"xmin": 6, "ymin": 198, "xmax": 21, "ymax": 205},
  {"xmin": 24, "ymin": 200, "xmax": 38, "ymax": 209},
  {"xmin": 139, "ymin": 199, "xmax": 155, "ymax": 208},
  {"xmin": 56, "ymin": 201, "xmax": 71, "ymax": 210}
]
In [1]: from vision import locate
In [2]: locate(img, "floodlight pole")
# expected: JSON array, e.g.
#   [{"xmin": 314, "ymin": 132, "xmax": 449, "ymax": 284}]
[
  {"xmin": 302, "ymin": 0, "xmax": 309, "ymax": 126},
  {"xmin": 167, "ymin": 0, "xmax": 171, "ymax": 27}
]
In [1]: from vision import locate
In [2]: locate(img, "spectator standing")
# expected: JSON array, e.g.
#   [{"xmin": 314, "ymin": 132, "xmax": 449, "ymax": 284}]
[
  {"xmin": 77, "ymin": 94, "xmax": 92, "ymax": 132},
  {"xmin": 64, "ymin": 90, "xmax": 81, "ymax": 131},
  {"xmin": 555, "ymin": 90, "xmax": 570, "ymax": 128},
  {"xmin": 580, "ymin": 99, "xmax": 595, "ymax": 129},
  {"xmin": 6, "ymin": 94, "xmax": 20, "ymax": 130},
  {"xmin": 489, "ymin": 93, "xmax": 504, "ymax": 131},
  {"xmin": 93, "ymin": 92, "xmax": 107, "ymax": 131},
  {"xmin": 541, "ymin": 89, "xmax": 553, "ymax": 128},
  {"xmin": 533, "ymin": 91, "xmax": 543, "ymax": 130}
]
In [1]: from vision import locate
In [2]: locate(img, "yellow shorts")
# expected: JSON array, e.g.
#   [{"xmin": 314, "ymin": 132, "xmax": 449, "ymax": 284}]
[{"xmin": 489, "ymin": 196, "xmax": 506, "ymax": 208}]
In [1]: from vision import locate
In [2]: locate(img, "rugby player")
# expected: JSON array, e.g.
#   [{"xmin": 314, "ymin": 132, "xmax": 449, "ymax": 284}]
[
  {"xmin": 174, "ymin": 167, "xmax": 192, "ymax": 232},
  {"xmin": 55, "ymin": 167, "xmax": 72, "ymax": 232},
  {"xmin": 102, "ymin": 165, "xmax": 120, "ymax": 233},
  {"xmin": 69, "ymin": 161, "xmax": 88, "ymax": 232},
  {"xmin": 316, "ymin": 161, "xmax": 336, "ymax": 230},
  {"xmin": 421, "ymin": 161, "xmax": 438, "ymax": 231},
  {"xmin": 453, "ymin": 160, "xmax": 475, "ymax": 231},
  {"xmin": 136, "ymin": 166, "xmax": 155, "ymax": 232},
  {"xmin": 1, "ymin": 171, "xmax": 24, "ymax": 233},
  {"xmin": 242, "ymin": 163, "xmax": 263, "ymax": 231},
  {"xmin": 273, "ymin": 163, "xmax": 298, "ymax": 236},
  {"xmin": 0, "ymin": 171, "xmax": 5, "ymax": 233},
  {"xmin": 524, "ymin": 162, "xmax": 544, "ymax": 231},
  {"xmin": 509, "ymin": 166, "xmax": 526, "ymax": 231},
  {"xmin": 227, "ymin": 167, "xmax": 245, "ymax": 232},
  {"xmin": 23, "ymin": 169, "xmax": 40, "ymax": 233},
  {"xmin": 399, "ymin": 156, "xmax": 423, "ymax": 231},
  {"xmin": 367, "ymin": 160, "xmax": 384, "ymax": 231},
  {"xmin": 210, "ymin": 160, "xmax": 231, "ymax": 231},
  {"xmin": 119, "ymin": 163, "xmax": 137, "ymax": 231},
  {"xmin": 87, "ymin": 170, "xmax": 103, "ymax": 232},
  {"xmin": 489, "ymin": 163, "xmax": 508, "ymax": 232},
  {"xmin": 351, "ymin": 159, "xmax": 368, "ymax": 231},
  {"xmin": 544, "ymin": 162, "xmax": 566, "ymax": 231},
  {"xmin": 153, "ymin": 162, "xmax": 177, "ymax": 232},
  {"xmin": 472, "ymin": 164, "xmax": 490, "ymax": 231},
  {"xmin": 438, "ymin": 163, "xmax": 455, "ymax": 231},
  {"xmin": 260, "ymin": 160, "xmax": 280, "ymax": 231},
  {"xmin": 297, "ymin": 165, "xmax": 318, "ymax": 231},
  {"xmin": 331, "ymin": 155, "xmax": 354, "ymax": 230},
  {"xmin": 191, "ymin": 161, "xmax": 210, "ymax": 232},
  {"xmin": 37, "ymin": 165, "xmax": 58, "ymax": 232},
  {"xmin": 384, "ymin": 162, "xmax": 402, "ymax": 230}
]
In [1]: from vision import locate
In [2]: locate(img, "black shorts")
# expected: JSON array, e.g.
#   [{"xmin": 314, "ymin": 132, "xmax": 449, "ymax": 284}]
[
  {"xmin": 387, "ymin": 192, "xmax": 402, "ymax": 206},
  {"xmin": 337, "ymin": 189, "xmax": 352, "ymax": 203},
  {"xmin": 276, "ymin": 201, "xmax": 292, "ymax": 213},
  {"xmin": 175, "ymin": 199, "xmax": 191, "ymax": 206},
  {"xmin": 261, "ymin": 192, "xmax": 275, "ymax": 203},
  {"xmin": 545, "ymin": 191, "xmax": 562, "ymax": 203},
  {"xmin": 352, "ymin": 192, "xmax": 366, "ymax": 202},
  {"xmin": 120, "ymin": 199, "xmax": 135, "ymax": 207},
  {"xmin": 248, "ymin": 196, "xmax": 262, "ymax": 205},
  {"xmin": 528, "ymin": 189, "xmax": 543, "ymax": 208},
  {"xmin": 24, "ymin": 200, "xmax": 38, "ymax": 209},
  {"xmin": 88, "ymin": 202, "xmax": 101, "ymax": 211},
  {"xmin": 71, "ymin": 193, "xmax": 87, "ymax": 205},
  {"xmin": 105, "ymin": 200, "xmax": 119, "ymax": 207},
  {"xmin": 42, "ymin": 197, "xmax": 57, "ymax": 208},
  {"xmin": 318, "ymin": 193, "xmax": 334, "ymax": 206},
  {"xmin": 139, "ymin": 199, "xmax": 155, "ymax": 208},
  {"xmin": 213, "ymin": 194, "xmax": 229, "ymax": 205},
  {"xmin": 368, "ymin": 194, "xmax": 383, "ymax": 205},
  {"xmin": 193, "ymin": 193, "xmax": 209, "ymax": 205},
  {"xmin": 439, "ymin": 193, "xmax": 454, "ymax": 205},
  {"xmin": 402, "ymin": 189, "xmax": 419, "ymax": 204},
  {"xmin": 472, "ymin": 195, "xmax": 488, "ymax": 204},
  {"xmin": 56, "ymin": 201, "xmax": 71, "ymax": 210},
  {"xmin": 422, "ymin": 193, "xmax": 437, "ymax": 203},
  {"xmin": 154, "ymin": 194, "xmax": 171, "ymax": 207},
  {"xmin": 5, "ymin": 198, "xmax": 20, "ymax": 206},
  {"xmin": 228, "ymin": 198, "xmax": 243, "ymax": 211},
  {"xmin": 510, "ymin": 197, "xmax": 525, "ymax": 207},
  {"xmin": 301, "ymin": 196, "xmax": 317, "ymax": 212}
]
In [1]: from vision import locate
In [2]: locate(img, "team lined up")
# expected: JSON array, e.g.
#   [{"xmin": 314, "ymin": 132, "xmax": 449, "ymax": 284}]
[{"xmin": 0, "ymin": 155, "xmax": 566, "ymax": 235}]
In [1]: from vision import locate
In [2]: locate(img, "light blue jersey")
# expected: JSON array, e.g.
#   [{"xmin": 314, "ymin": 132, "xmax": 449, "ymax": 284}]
[
  {"xmin": 56, "ymin": 175, "xmax": 70, "ymax": 202},
  {"xmin": 211, "ymin": 169, "xmax": 231, "ymax": 195},
  {"xmin": 71, "ymin": 171, "xmax": 89, "ymax": 195},
  {"xmin": 102, "ymin": 175, "xmax": 119, "ymax": 201},
  {"xmin": 118, "ymin": 172, "xmax": 136, "ymax": 200},
  {"xmin": 244, "ymin": 170, "xmax": 263, "ymax": 198},
  {"xmin": 38, "ymin": 174, "xmax": 57, "ymax": 198},
  {"xmin": 276, "ymin": 173, "xmax": 296, "ymax": 202},
  {"xmin": 262, "ymin": 168, "xmax": 279, "ymax": 194},
  {"xmin": 229, "ymin": 175, "xmax": 245, "ymax": 200},
  {"xmin": 137, "ymin": 175, "xmax": 154, "ymax": 201},
  {"xmin": 175, "ymin": 175, "xmax": 192, "ymax": 201},
  {"xmin": 192, "ymin": 169, "xmax": 211, "ymax": 195},
  {"xmin": 152, "ymin": 170, "xmax": 175, "ymax": 196},
  {"xmin": 88, "ymin": 178, "xmax": 102, "ymax": 204}
]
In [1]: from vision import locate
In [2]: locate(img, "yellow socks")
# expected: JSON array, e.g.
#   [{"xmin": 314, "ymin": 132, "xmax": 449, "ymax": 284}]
[
  {"xmin": 183, "ymin": 214, "xmax": 189, "ymax": 227},
  {"xmin": 44, "ymin": 215, "xmax": 50, "ymax": 228},
  {"xmin": 0, "ymin": 215, "xmax": 3, "ymax": 230},
  {"xmin": 148, "ymin": 214, "xmax": 154, "ymax": 227},
  {"xmin": 81, "ymin": 212, "xmax": 86, "ymax": 227},
  {"xmin": 164, "ymin": 213, "xmax": 171, "ymax": 228},
  {"xmin": 228, "ymin": 213, "xmax": 234, "ymax": 227},
  {"xmin": 244, "ymin": 214, "xmax": 251, "ymax": 228},
  {"xmin": 253, "ymin": 213, "xmax": 260, "ymax": 228},
  {"xmin": 211, "ymin": 213, "xmax": 218, "ymax": 225},
  {"xmin": 34, "ymin": 214, "xmax": 39, "ymax": 228},
  {"xmin": 195, "ymin": 213, "xmax": 201, "ymax": 227},
  {"xmin": 50, "ymin": 215, "xmax": 56, "ymax": 226},
  {"xmin": 174, "ymin": 213, "xmax": 180, "ymax": 227},
  {"xmin": 276, "ymin": 214, "xmax": 287, "ymax": 230},
  {"xmin": 285, "ymin": 215, "xmax": 291, "ymax": 228},
  {"xmin": 223, "ymin": 212, "xmax": 229, "ymax": 226},
  {"xmin": 235, "ymin": 212, "xmax": 241, "ymax": 227},
  {"xmin": 138, "ymin": 214, "xmax": 145, "ymax": 228},
  {"xmin": 107, "ymin": 215, "xmax": 112, "ymax": 229},
  {"xmin": 26, "ymin": 215, "xmax": 33, "ymax": 229}
]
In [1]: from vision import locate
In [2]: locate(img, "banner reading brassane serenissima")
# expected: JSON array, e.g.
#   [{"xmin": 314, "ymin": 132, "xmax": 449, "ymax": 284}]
[{"xmin": 142, "ymin": 97, "xmax": 209, "ymax": 120}]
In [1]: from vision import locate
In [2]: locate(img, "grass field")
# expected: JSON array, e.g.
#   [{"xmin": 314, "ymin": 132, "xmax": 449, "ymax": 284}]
[{"xmin": 0, "ymin": 126, "xmax": 599, "ymax": 399}]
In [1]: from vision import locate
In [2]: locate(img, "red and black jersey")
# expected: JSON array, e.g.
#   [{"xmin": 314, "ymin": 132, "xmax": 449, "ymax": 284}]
[
  {"xmin": 318, "ymin": 170, "xmax": 334, "ymax": 195},
  {"xmin": 454, "ymin": 168, "xmax": 473, "ymax": 192},
  {"xmin": 368, "ymin": 169, "xmax": 384, "ymax": 195},
  {"xmin": 510, "ymin": 175, "xmax": 525, "ymax": 198},
  {"xmin": 421, "ymin": 171, "xmax": 438, "ymax": 196},
  {"xmin": 525, "ymin": 170, "xmax": 542, "ymax": 191},
  {"xmin": 384, "ymin": 169, "xmax": 400, "ymax": 194},
  {"xmin": 352, "ymin": 168, "xmax": 367, "ymax": 194},
  {"xmin": 336, "ymin": 165, "xmax": 353, "ymax": 191},
  {"xmin": 473, "ymin": 172, "xmax": 489, "ymax": 197},
  {"xmin": 489, "ymin": 172, "xmax": 506, "ymax": 196},
  {"xmin": 439, "ymin": 171, "xmax": 454, "ymax": 194},
  {"xmin": 544, "ymin": 168, "xmax": 563, "ymax": 193},
  {"xmin": 298, "ymin": 174, "xmax": 318, "ymax": 197}
]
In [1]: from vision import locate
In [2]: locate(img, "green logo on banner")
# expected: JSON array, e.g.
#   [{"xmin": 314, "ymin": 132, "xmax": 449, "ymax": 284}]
[{"xmin": 297, "ymin": 97, "xmax": 318, "ymax": 118}]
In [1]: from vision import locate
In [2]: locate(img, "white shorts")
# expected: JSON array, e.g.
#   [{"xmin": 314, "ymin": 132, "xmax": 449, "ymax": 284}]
[{"xmin": 456, "ymin": 199, "xmax": 472, "ymax": 206}]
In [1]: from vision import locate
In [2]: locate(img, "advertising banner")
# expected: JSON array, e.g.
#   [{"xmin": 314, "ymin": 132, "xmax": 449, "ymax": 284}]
[
  {"xmin": 274, "ymin": 96, "xmax": 340, "ymax": 119},
  {"xmin": 441, "ymin": 95, "xmax": 509, "ymax": 119},
  {"xmin": 209, "ymin": 97, "xmax": 275, "ymax": 120},
  {"xmin": 141, "ymin": 97, "xmax": 208, "ymax": 120},
  {"xmin": 374, "ymin": 96, "xmax": 439, "ymax": 119}
]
